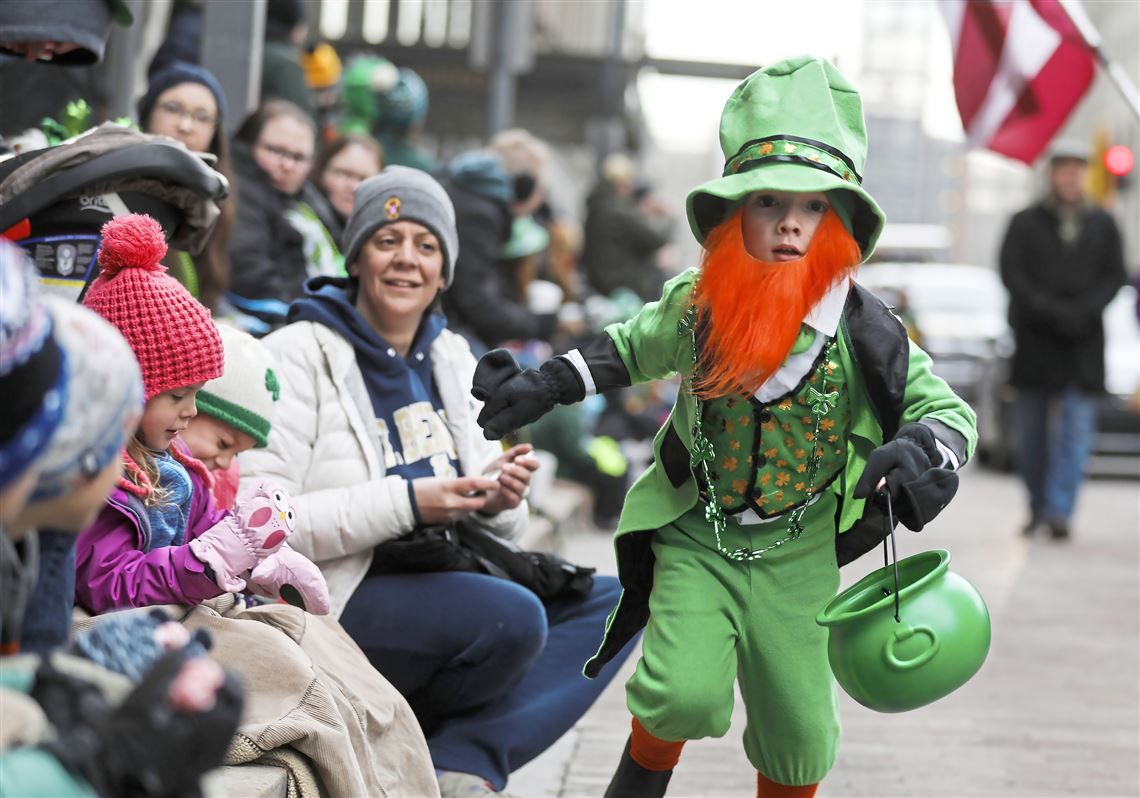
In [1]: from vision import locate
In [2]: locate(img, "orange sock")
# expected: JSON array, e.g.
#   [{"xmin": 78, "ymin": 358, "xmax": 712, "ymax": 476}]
[
  {"xmin": 629, "ymin": 716, "xmax": 685, "ymax": 772},
  {"xmin": 756, "ymin": 770, "xmax": 819, "ymax": 798}
]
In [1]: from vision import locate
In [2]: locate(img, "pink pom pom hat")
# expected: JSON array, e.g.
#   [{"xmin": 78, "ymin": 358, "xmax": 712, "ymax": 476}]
[{"xmin": 83, "ymin": 214, "xmax": 223, "ymax": 400}]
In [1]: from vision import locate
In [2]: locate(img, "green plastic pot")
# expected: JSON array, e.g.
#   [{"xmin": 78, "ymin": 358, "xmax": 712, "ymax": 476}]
[{"xmin": 817, "ymin": 548, "xmax": 991, "ymax": 713}]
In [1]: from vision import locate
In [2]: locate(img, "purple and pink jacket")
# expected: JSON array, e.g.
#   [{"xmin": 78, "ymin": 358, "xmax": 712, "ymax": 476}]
[{"xmin": 75, "ymin": 463, "xmax": 227, "ymax": 614}]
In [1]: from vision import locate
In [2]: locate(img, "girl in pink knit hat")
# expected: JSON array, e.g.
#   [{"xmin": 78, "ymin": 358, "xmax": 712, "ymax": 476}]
[{"xmin": 76, "ymin": 213, "xmax": 330, "ymax": 615}]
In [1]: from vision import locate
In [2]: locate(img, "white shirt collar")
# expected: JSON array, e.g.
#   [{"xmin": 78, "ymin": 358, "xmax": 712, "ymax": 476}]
[{"xmin": 803, "ymin": 279, "xmax": 851, "ymax": 336}]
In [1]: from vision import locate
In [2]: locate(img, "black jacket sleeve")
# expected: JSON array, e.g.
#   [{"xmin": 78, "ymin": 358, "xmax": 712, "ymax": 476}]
[
  {"xmin": 557, "ymin": 334, "xmax": 633, "ymax": 395},
  {"xmin": 228, "ymin": 156, "xmax": 308, "ymax": 307}
]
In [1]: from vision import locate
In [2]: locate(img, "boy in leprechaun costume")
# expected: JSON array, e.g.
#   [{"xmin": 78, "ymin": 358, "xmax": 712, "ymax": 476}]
[{"xmin": 472, "ymin": 56, "xmax": 976, "ymax": 798}]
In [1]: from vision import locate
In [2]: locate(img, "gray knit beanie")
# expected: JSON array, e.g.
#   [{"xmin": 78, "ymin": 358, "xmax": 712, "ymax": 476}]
[{"xmin": 343, "ymin": 166, "xmax": 459, "ymax": 287}]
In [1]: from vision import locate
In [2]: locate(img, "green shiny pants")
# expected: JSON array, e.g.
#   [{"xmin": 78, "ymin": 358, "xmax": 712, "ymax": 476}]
[{"xmin": 625, "ymin": 495, "xmax": 842, "ymax": 786}]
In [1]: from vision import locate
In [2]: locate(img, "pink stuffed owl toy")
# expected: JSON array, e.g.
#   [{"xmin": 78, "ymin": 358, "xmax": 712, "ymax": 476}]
[
  {"xmin": 234, "ymin": 481, "xmax": 297, "ymax": 553},
  {"xmin": 189, "ymin": 481, "xmax": 330, "ymax": 614}
]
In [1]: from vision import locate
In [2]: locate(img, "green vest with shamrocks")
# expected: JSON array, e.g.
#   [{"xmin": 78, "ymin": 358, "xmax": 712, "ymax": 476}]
[{"xmin": 701, "ymin": 332, "xmax": 851, "ymax": 519}]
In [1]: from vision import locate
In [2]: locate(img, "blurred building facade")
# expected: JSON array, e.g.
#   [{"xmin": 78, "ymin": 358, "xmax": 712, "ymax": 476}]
[
  {"xmin": 313, "ymin": 0, "xmax": 648, "ymax": 148},
  {"xmin": 4, "ymin": 0, "xmax": 1132, "ymax": 273}
]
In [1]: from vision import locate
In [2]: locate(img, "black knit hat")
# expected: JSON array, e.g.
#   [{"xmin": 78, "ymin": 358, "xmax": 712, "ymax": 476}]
[{"xmin": 138, "ymin": 61, "xmax": 227, "ymax": 128}]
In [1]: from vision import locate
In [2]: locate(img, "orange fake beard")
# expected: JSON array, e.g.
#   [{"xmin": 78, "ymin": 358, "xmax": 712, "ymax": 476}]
[{"xmin": 690, "ymin": 207, "xmax": 861, "ymax": 399}]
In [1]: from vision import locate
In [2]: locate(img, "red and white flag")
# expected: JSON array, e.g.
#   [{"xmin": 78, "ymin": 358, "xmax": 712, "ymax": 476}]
[{"xmin": 940, "ymin": 0, "xmax": 1097, "ymax": 164}]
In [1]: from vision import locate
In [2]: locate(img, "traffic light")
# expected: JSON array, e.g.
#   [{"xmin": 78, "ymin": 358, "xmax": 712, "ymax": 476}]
[
  {"xmin": 1106, "ymin": 144, "xmax": 1134, "ymax": 194},
  {"xmin": 1088, "ymin": 130, "xmax": 1135, "ymax": 205},
  {"xmin": 1104, "ymin": 144, "xmax": 1134, "ymax": 177}
]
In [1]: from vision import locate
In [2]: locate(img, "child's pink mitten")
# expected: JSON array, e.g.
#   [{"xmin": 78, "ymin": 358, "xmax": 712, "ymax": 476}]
[{"xmin": 247, "ymin": 545, "xmax": 331, "ymax": 615}]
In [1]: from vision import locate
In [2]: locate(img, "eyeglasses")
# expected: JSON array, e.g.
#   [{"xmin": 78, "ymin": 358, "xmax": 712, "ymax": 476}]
[
  {"xmin": 257, "ymin": 141, "xmax": 312, "ymax": 166},
  {"xmin": 326, "ymin": 167, "xmax": 372, "ymax": 183},
  {"xmin": 155, "ymin": 100, "xmax": 217, "ymax": 128}
]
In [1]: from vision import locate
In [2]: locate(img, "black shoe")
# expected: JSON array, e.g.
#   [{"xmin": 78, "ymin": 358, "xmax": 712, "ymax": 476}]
[
  {"xmin": 1049, "ymin": 520, "xmax": 1071, "ymax": 540},
  {"xmin": 604, "ymin": 736, "xmax": 674, "ymax": 798},
  {"xmin": 1021, "ymin": 514, "xmax": 1043, "ymax": 537}
]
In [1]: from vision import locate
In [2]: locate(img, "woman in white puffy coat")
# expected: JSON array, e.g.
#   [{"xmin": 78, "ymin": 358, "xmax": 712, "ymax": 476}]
[{"xmin": 241, "ymin": 166, "xmax": 634, "ymax": 798}]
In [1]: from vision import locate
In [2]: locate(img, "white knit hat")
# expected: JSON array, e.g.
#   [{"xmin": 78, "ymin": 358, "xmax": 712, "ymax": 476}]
[{"xmin": 195, "ymin": 324, "xmax": 280, "ymax": 448}]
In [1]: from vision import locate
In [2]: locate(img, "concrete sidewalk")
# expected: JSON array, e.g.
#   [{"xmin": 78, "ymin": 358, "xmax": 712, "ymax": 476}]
[{"xmin": 510, "ymin": 468, "xmax": 1140, "ymax": 798}]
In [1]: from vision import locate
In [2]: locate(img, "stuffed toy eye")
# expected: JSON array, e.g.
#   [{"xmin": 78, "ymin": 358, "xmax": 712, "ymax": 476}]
[
  {"xmin": 271, "ymin": 489, "xmax": 289, "ymax": 512},
  {"xmin": 284, "ymin": 507, "xmax": 297, "ymax": 531}
]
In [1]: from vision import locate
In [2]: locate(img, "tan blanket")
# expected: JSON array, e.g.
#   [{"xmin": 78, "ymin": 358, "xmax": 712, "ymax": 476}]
[{"xmin": 74, "ymin": 598, "xmax": 439, "ymax": 798}]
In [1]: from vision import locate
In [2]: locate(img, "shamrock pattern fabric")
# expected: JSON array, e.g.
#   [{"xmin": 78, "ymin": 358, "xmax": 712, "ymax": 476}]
[{"xmin": 700, "ymin": 341, "xmax": 849, "ymax": 519}]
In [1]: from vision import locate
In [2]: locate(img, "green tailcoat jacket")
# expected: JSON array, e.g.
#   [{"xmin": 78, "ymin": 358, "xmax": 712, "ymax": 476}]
[{"xmin": 582, "ymin": 269, "xmax": 976, "ymax": 676}]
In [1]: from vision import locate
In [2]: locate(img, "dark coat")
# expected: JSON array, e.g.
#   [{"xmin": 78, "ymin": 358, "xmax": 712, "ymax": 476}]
[
  {"xmin": 228, "ymin": 141, "xmax": 308, "ymax": 310},
  {"xmin": 581, "ymin": 182, "xmax": 672, "ymax": 301},
  {"xmin": 439, "ymin": 179, "xmax": 556, "ymax": 350},
  {"xmin": 999, "ymin": 201, "xmax": 1127, "ymax": 393}
]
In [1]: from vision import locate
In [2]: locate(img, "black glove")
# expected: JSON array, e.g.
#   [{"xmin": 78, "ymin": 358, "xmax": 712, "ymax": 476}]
[
  {"xmin": 29, "ymin": 655, "xmax": 114, "ymax": 735},
  {"xmin": 37, "ymin": 646, "xmax": 243, "ymax": 798},
  {"xmin": 471, "ymin": 349, "xmax": 583, "ymax": 440},
  {"xmin": 853, "ymin": 422, "xmax": 959, "ymax": 532}
]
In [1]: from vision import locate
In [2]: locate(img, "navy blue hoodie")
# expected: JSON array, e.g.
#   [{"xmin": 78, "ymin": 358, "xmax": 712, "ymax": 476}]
[{"xmin": 289, "ymin": 277, "xmax": 459, "ymax": 523}]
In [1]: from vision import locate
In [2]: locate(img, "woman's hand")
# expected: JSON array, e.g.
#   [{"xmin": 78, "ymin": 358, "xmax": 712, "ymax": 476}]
[
  {"xmin": 413, "ymin": 475, "xmax": 500, "ymax": 525},
  {"xmin": 480, "ymin": 444, "xmax": 541, "ymax": 516}
]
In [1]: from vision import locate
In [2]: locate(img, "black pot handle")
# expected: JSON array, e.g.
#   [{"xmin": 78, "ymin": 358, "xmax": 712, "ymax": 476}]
[{"xmin": 879, "ymin": 481, "xmax": 902, "ymax": 623}]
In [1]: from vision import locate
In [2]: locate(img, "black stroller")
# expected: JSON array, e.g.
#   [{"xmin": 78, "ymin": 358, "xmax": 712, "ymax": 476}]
[{"xmin": 0, "ymin": 123, "xmax": 228, "ymax": 303}]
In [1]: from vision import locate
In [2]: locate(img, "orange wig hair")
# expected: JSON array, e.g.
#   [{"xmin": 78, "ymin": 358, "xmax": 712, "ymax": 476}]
[{"xmin": 690, "ymin": 206, "xmax": 861, "ymax": 399}]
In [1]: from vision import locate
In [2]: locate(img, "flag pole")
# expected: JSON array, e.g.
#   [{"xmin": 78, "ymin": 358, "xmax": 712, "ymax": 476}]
[{"xmin": 1057, "ymin": 0, "xmax": 1140, "ymax": 121}]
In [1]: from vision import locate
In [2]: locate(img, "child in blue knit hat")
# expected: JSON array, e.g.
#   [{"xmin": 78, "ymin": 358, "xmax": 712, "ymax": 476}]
[
  {"xmin": 0, "ymin": 242, "xmax": 69, "ymax": 652},
  {"xmin": 11, "ymin": 295, "xmax": 144, "ymax": 654}
]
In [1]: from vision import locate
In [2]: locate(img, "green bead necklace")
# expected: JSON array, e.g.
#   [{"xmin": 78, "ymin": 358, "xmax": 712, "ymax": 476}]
[{"xmin": 678, "ymin": 306, "xmax": 840, "ymax": 562}]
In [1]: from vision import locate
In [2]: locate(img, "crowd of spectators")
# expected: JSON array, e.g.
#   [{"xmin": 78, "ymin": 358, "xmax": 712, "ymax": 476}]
[{"xmin": 0, "ymin": 1, "xmax": 677, "ymax": 795}]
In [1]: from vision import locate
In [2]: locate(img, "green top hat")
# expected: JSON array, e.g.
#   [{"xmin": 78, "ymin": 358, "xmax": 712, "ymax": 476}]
[{"xmin": 686, "ymin": 55, "xmax": 886, "ymax": 260}]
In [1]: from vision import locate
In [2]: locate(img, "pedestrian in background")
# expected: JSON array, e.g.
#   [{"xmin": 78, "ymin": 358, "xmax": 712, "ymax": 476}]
[
  {"xmin": 999, "ymin": 142, "xmax": 1127, "ymax": 540},
  {"xmin": 138, "ymin": 60, "xmax": 234, "ymax": 311},
  {"xmin": 309, "ymin": 133, "xmax": 384, "ymax": 244},
  {"xmin": 229, "ymin": 99, "xmax": 341, "ymax": 324},
  {"xmin": 581, "ymin": 153, "xmax": 673, "ymax": 302},
  {"xmin": 440, "ymin": 150, "xmax": 559, "ymax": 353},
  {"xmin": 0, "ymin": 0, "xmax": 133, "ymax": 147}
]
